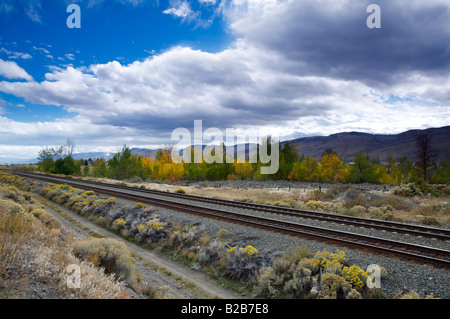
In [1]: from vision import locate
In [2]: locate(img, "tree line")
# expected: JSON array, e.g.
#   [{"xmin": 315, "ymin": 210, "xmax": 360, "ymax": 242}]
[{"xmin": 36, "ymin": 133, "xmax": 449, "ymax": 184}]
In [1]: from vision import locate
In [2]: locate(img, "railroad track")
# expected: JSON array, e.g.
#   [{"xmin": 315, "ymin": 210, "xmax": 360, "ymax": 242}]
[
  {"xmin": 3, "ymin": 170, "xmax": 450, "ymax": 268},
  {"xmin": 7, "ymin": 170, "xmax": 450, "ymax": 241}
]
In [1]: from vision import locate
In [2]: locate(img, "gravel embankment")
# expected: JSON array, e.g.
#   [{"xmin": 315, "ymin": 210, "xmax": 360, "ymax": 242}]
[
  {"xmin": 113, "ymin": 191, "xmax": 450, "ymax": 299},
  {"xmin": 170, "ymin": 179, "xmax": 397, "ymax": 193},
  {"xmin": 158, "ymin": 206, "xmax": 450, "ymax": 298},
  {"xmin": 31, "ymin": 176, "xmax": 450, "ymax": 299}
]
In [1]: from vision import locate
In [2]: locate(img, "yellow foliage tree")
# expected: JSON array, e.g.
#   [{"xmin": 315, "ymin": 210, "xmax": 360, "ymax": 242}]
[
  {"xmin": 233, "ymin": 159, "xmax": 254, "ymax": 180},
  {"xmin": 320, "ymin": 154, "xmax": 349, "ymax": 183}
]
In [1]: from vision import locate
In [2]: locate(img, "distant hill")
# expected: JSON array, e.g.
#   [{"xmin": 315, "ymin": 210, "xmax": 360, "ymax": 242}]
[
  {"xmin": 286, "ymin": 126, "xmax": 450, "ymax": 163},
  {"xmin": 13, "ymin": 126, "xmax": 448, "ymax": 165},
  {"xmin": 72, "ymin": 126, "xmax": 450, "ymax": 164}
]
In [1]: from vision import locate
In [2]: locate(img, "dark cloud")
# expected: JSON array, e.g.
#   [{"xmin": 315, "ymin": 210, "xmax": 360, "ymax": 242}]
[{"xmin": 233, "ymin": 0, "xmax": 450, "ymax": 87}]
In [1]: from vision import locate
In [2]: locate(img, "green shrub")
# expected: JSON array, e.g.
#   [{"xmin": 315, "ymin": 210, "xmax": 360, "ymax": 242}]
[
  {"xmin": 318, "ymin": 273, "xmax": 361, "ymax": 299},
  {"xmin": 135, "ymin": 214, "xmax": 169, "ymax": 244},
  {"xmin": 224, "ymin": 245, "xmax": 265, "ymax": 283},
  {"xmin": 419, "ymin": 216, "xmax": 441, "ymax": 226},
  {"xmin": 73, "ymin": 238, "xmax": 136, "ymax": 280},
  {"xmin": 30, "ymin": 208, "xmax": 61, "ymax": 229},
  {"xmin": 0, "ymin": 199, "xmax": 24, "ymax": 214},
  {"xmin": 198, "ymin": 241, "xmax": 225, "ymax": 266},
  {"xmin": 256, "ymin": 254, "xmax": 318, "ymax": 299}
]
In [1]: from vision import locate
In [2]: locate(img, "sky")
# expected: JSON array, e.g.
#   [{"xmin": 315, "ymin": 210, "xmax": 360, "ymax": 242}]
[{"xmin": 0, "ymin": 0, "xmax": 449, "ymax": 163}]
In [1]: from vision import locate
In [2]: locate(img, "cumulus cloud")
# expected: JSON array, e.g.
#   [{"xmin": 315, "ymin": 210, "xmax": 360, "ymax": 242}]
[
  {"xmin": 230, "ymin": 0, "xmax": 450, "ymax": 88},
  {"xmin": 1, "ymin": 0, "xmax": 449, "ymax": 162},
  {"xmin": 0, "ymin": 58, "xmax": 33, "ymax": 81},
  {"xmin": 0, "ymin": 115, "xmax": 162, "ymax": 160}
]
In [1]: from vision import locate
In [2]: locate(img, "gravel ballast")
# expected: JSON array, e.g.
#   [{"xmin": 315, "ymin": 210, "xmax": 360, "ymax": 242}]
[{"xmin": 115, "ymin": 194, "xmax": 450, "ymax": 299}]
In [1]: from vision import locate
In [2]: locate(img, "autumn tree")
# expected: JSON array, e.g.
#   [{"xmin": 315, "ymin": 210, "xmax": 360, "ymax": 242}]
[
  {"xmin": 291, "ymin": 155, "xmax": 320, "ymax": 181},
  {"xmin": 233, "ymin": 159, "xmax": 253, "ymax": 180},
  {"xmin": 320, "ymin": 153, "xmax": 349, "ymax": 183}
]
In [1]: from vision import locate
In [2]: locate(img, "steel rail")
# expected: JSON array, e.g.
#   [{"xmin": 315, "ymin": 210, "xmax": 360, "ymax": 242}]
[
  {"xmin": 3, "ymin": 170, "xmax": 450, "ymax": 268},
  {"xmin": 6, "ymin": 170, "xmax": 450, "ymax": 241}
]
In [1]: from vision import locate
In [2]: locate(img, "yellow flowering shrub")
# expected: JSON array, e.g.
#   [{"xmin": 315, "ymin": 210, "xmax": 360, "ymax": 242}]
[
  {"xmin": 313, "ymin": 249, "xmax": 347, "ymax": 270},
  {"xmin": 92, "ymin": 197, "xmax": 116, "ymax": 209},
  {"xmin": 138, "ymin": 220, "xmax": 167, "ymax": 233},
  {"xmin": 30, "ymin": 208, "xmax": 46, "ymax": 216},
  {"xmin": 319, "ymin": 273, "xmax": 361, "ymax": 299},
  {"xmin": 239, "ymin": 245, "xmax": 258, "ymax": 256},
  {"xmin": 342, "ymin": 265, "xmax": 368, "ymax": 290},
  {"xmin": 226, "ymin": 245, "xmax": 258, "ymax": 257},
  {"xmin": 81, "ymin": 191, "xmax": 96, "ymax": 197},
  {"xmin": 113, "ymin": 218, "xmax": 127, "ymax": 228},
  {"xmin": 302, "ymin": 201, "xmax": 343, "ymax": 213},
  {"xmin": 134, "ymin": 202, "xmax": 147, "ymax": 208}
]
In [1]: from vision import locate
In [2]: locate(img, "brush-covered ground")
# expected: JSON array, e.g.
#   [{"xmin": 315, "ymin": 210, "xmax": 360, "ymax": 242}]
[{"xmin": 1, "ymin": 171, "xmax": 448, "ymax": 299}]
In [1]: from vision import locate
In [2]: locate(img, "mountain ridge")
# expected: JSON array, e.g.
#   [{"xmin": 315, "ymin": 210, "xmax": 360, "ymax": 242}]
[{"xmin": 6, "ymin": 126, "xmax": 449, "ymax": 164}]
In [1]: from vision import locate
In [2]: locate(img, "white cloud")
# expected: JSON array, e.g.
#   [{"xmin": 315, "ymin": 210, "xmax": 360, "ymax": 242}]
[
  {"xmin": 0, "ymin": 0, "xmax": 449, "ymax": 162},
  {"xmin": 15, "ymin": 52, "xmax": 32, "ymax": 59},
  {"xmin": 24, "ymin": 0, "xmax": 42, "ymax": 23},
  {"xmin": 0, "ymin": 48, "xmax": 33, "ymax": 60},
  {"xmin": 0, "ymin": 58, "xmax": 33, "ymax": 81},
  {"xmin": 163, "ymin": 0, "xmax": 197, "ymax": 20},
  {"xmin": 32, "ymin": 46, "xmax": 50, "ymax": 54},
  {"xmin": 198, "ymin": 0, "xmax": 216, "ymax": 4}
]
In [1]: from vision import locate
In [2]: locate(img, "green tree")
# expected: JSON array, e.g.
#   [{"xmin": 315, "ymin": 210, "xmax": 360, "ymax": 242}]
[
  {"xmin": 430, "ymin": 160, "xmax": 450, "ymax": 184},
  {"xmin": 92, "ymin": 158, "xmax": 108, "ymax": 177},
  {"xmin": 349, "ymin": 153, "xmax": 377, "ymax": 183},
  {"xmin": 37, "ymin": 147, "xmax": 55, "ymax": 173},
  {"xmin": 278, "ymin": 142, "xmax": 300, "ymax": 180},
  {"xmin": 52, "ymin": 156, "xmax": 76, "ymax": 175},
  {"xmin": 398, "ymin": 156, "xmax": 413, "ymax": 178},
  {"xmin": 108, "ymin": 146, "xmax": 137, "ymax": 179}
]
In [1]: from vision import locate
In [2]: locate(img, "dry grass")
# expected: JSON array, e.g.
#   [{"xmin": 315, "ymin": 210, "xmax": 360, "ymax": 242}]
[
  {"xmin": 0, "ymin": 206, "xmax": 35, "ymax": 282},
  {"xmin": 0, "ymin": 177, "xmax": 131, "ymax": 299}
]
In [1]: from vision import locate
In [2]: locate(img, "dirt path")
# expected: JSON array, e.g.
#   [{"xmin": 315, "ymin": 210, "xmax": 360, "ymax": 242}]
[{"xmin": 34, "ymin": 193, "xmax": 242, "ymax": 299}]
